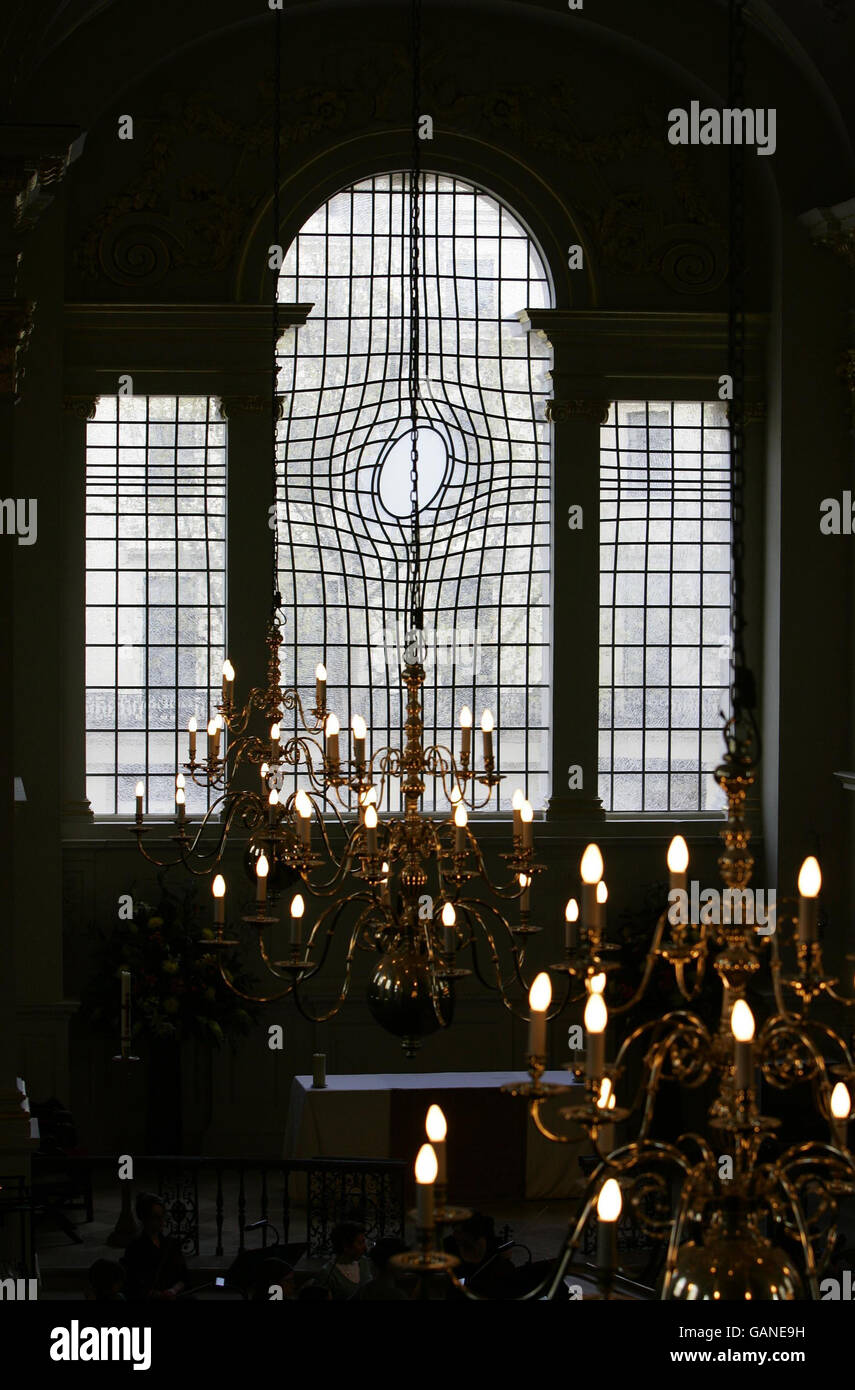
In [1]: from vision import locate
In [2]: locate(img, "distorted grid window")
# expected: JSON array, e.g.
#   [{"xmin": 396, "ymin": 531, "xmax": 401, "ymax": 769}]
[
  {"xmin": 276, "ymin": 172, "xmax": 553, "ymax": 811},
  {"xmin": 598, "ymin": 401, "xmax": 731, "ymax": 812},
  {"xmin": 85, "ymin": 396, "xmax": 226, "ymax": 815}
]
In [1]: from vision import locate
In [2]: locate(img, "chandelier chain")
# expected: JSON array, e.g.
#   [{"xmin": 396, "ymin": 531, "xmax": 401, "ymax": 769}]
[
  {"xmin": 271, "ymin": 0, "xmax": 283, "ymax": 612},
  {"xmin": 728, "ymin": 0, "xmax": 750, "ymax": 720},
  {"xmin": 408, "ymin": 0, "xmax": 423, "ymax": 631}
]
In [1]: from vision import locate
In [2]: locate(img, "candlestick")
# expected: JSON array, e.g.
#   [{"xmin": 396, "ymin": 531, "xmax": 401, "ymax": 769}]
[
  {"xmin": 188, "ymin": 717, "xmax": 197, "ymax": 763},
  {"xmin": 460, "ymin": 706, "xmax": 472, "ymax": 762},
  {"xmin": 797, "ymin": 856, "xmax": 821, "ymax": 944},
  {"xmin": 667, "ymin": 835, "xmax": 689, "ymax": 895},
  {"xmin": 315, "ymin": 662, "xmax": 327, "ymax": 711},
  {"xmin": 580, "ymin": 843, "xmax": 604, "ymax": 934},
  {"xmin": 120, "ymin": 969, "xmax": 131, "ymax": 1053},
  {"xmin": 415, "ymin": 1144, "xmax": 437, "ymax": 1232},
  {"xmin": 135, "ymin": 780, "xmax": 144, "ymax": 823},
  {"xmin": 454, "ymin": 802, "xmax": 467, "ymax": 853},
  {"xmin": 518, "ymin": 873, "xmax": 531, "ymax": 913},
  {"xmin": 364, "ymin": 803, "xmax": 378, "ymax": 854},
  {"xmin": 325, "ymin": 713, "xmax": 340, "ymax": 772},
  {"xmin": 290, "ymin": 893, "xmax": 305, "ymax": 946},
  {"xmin": 731, "ymin": 998, "xmax": 755, "ymax": 1090},
  {"xmin": 175, "ymin": 787, "xmax": 186, "ymax": 823},
  {"xmin": 256, "ymin": 853, "xmax": 269, "ymax": 906},
  {"xmin": 270, "ymin": 722, "xmax": 281, "ymax": 762},
  {"xmin": 212, "ymin": 873, "xmax": 225, "ymax": 926},
  {"xmin": 207, "ymin": 718, "xmax": 220, "ymax": 761},
  {"xmin": 268, "ymin": 788, "xmax": 279, "ymax": 827},
  {"xmin": 480, "ymin": 709, "xmax": 494, "ymax": 766},
  {"xmin": 564, "ymin": 898, "xmax": 578, "ymax": 950},
  {"xmin": 512, "ymin": 788, "xmax": 524, "ymax": 841},
  {"xmin": 520, "ymin": 799, "xmax": 533, "ymax": 849},
  {"xmin": 528, "ymin": 972, "xmax": 551, "ymax": 1059},
  {"xmin": 596, "ymin": 879, "xmax": 608, "ymax": 934},
  {"xmin": 295, "ymin": 788, "xmax": 312, "ymax": 846},
  {"xmin": 380, "ymin": 862, "xmax": 391, "ymax": 906},
  {"xmin": 222, "ymin": 658, "xmax": 235, "ymax": 705},
  {"xmin": 831, "ymin": 1082, "xmax": 851, "ymax": 1149},
  {"xmin": 596, "ymin": 1178, "xmax": 621, "ymax": 1274},
  {"xmin": 351, "ymin": 714, "xmax": 367, "ymax": 767},
  {"xmin": 441, "ymin": 901, "xmax": 456, "ymax": 953},
  {"xmin": 584, "ymin": 990, "xmax": 607, "ymax": 1079},
  {"xmin": 425, "ymin": 1105, "xmax": 447, "ymax": 1186}
]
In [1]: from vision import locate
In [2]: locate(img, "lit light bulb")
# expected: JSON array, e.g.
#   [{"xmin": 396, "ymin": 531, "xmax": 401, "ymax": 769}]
[
  {"xmin": 364, "ymin": 805, "xmax": 378, "ymax": 829},
  {"xmin": 454, "ymin": 804, "xmax": 468, "ymax": 827},
  {"xmin": 351, "ymin": 714, "xmax": 367, "ymax": 740},
  {"xmin": 364, "ymin": 803, "xmax": 378, "ymax": 853},
  {"xmin": 480, "ymin": 710, "xmax": 494, "ymax": 733},
  {"xmin": 222, "ymin": 659, "xmax": 235, "ymax": 682},
  {"xmin": 295, "ymin": 789, "xmax": 312, "ymax": 818},
  {"xmin": 256, "ymin": 854, "xmax": 269, "ymax": 879},
  {"xmin": 315, "ymin": 663, "xmax": 327, "ymax": 682},
  {"xmin": 565, "ymin": 899, "xmax": 579, "ymax": 923},
  {"xmin": 255, "ymin": 852, "xmax": 269, "ymax": 906},
  {"xmin": 459, "ymin": 707, "xmax": 473, "ymax": 729},
  {"xmin": 831, "ymin": 1082, "xmax": 851, "ymax": 1120},
  {"xmin": 596, "ymin": 881, "xmax": 608, "ymax": 904},
  {"xmin": 212, "ymin": 873, "xmax": 226, "ymax": 926},
  {"xmin": 798, "ymin": 856, "xmax": 821, "ymax": 898},
  {"xmin": 135, "ymin": 780, "xmax": 144, "ymax": 798},
  {"xmin": 529, "ymin": 972, "xmax": 552, "ymax": 1014},
  {"xmin": 580, "ymin": 843, "xmax": 604, "ymax": 884},
  {"xmin": 442, "ymin": 903, "xmax": 456, "ymax": 927},
  {"xmin": 290, "ymin": 894, "xmax": 305, "ymax": 919},
  {"xmin": 667, "ymin": 835, "xmax": 689, "ymax": 875},
  {"xmin": 597, "ymin": 1076, "xmax": 612, "ymax": 1110},
  {"xmin": 454, "ymin": 801, "xmax": 468, "ymax": 852},
  {"xmin": 597, "ymin": 1178, "xmax": 622, "ymax": 1223},
  {"xmin": 188, "ymin": 716, "xmax": 197, "ymax": 734},
  {"xmin": 584, "ymin": 992, "xmax": 608, "ymax": 1034},
  {"xmin": 215, "ymin": 713, "xmax": 224, "ymax": 730},
  {"xmin": 415, "ymin": 1143, "xmax": 438, "ymax": 1186},
  {"xmin": 450, "ymin": 785, "xmax": 463, "ymax": 806},
  {"xmin": 730, "ymin": 998, "xmax": 755, "ymax": 1042},
  {"xmin": 260, "ymin": 762, "xmax": 269, "ymax": 779},
  {"xmin": 212, "ymin": 875, "xmax": 226, "ymax": 899},
  {"xmin": 512, "ymin": 789, "xmax": 524, "ymax": 811},
  {"xmin": 589, "ymin": 972, "xmax": 606, "ymax": 994},
  {"xmin": 325, "ymin": 713, "xmax": 340, "ymax": 738},
  {"xmin": 426, "ymin": 1104, "xmax": 447, "ymax": 1144},
  {"xmin": 207, "ymin": 719, "xmax": 217, "ymax": 737}
]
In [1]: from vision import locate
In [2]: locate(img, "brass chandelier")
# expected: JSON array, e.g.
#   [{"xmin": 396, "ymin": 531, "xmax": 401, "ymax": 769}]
[{"xmin": 131, "ymin": 0, "xmax": 547, "ymax": 1055}]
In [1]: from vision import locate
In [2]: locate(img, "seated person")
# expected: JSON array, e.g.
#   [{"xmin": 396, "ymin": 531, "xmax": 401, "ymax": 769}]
[
  {"xmin": 251, "ymin": 1257, "xmax": 296, "ymax": 1301},
  {"xmin": 444, "ymin": 1213, "xmax": 516, "ymax": 1299},
  {"xmin": 86, "ymin": 1259, "xmax": 125, "ymax": 1301},
  {"xmin": 318, "ymin": 1221, "xmax": 372, "ymax": 1300},
  {"xmin": 353, "ymin": 1238, "xmax": 410, "ymax": 1301},
  {"xmin": 122, "ymin": 1192, "xmax": 189, "ymax": 1301}
]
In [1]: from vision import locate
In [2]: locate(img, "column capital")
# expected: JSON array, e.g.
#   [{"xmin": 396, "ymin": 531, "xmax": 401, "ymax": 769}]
[
  {"xmin": 62, "ymin": 394, "xmax": 99, "ymax": 420},
  {"xmin": 546, "ymin": 399, "xmax": 610, "ymax": 425},
  {"xmin": 217, "ymin": 394, "xmax": 284, "ymax": 421}
]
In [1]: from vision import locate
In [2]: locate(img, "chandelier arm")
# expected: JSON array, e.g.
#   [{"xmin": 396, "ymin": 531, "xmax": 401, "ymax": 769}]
[
  {"xmin": 290, "ymin": 903, "xmax": 378, "ymax": 1024},
  {"xmin": 768, "ymin": 1167, "xmax": 824, "ymax": 1299},
  {"xmin": 607, "ymin": 913, "xmax": 672, "ymax": 1015},
  {"xmin": 462, "ymin": 898, "xmax": 534, "ymax": 1000},
  {"xmin": 216, "ymin": 957, "xmax": 295, "ymax": 1004},
  {"xmin": 529, "ymin": 1096, "xmax": 581, "ymax": 1145}
]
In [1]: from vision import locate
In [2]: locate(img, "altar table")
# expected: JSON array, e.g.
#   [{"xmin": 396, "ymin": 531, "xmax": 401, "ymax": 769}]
[{"xmin": 284, "ymin": 1071, "xmax": 586, "ymax": 1200}]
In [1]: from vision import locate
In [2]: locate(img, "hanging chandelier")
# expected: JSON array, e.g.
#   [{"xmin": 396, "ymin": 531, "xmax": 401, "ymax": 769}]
[
  {"xmin": 131, "ymin": 0, "xmax": 550, "ymax": 1055},
  {"xmin": 384, "ymin": 0, "xmax": 855, "ymax": 1300}
]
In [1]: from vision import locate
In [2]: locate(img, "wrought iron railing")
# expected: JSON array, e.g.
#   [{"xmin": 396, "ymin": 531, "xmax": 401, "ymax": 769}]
[{"xmin": 32, "ymin": 1154, "xmax": 405, "ymax": 1259}]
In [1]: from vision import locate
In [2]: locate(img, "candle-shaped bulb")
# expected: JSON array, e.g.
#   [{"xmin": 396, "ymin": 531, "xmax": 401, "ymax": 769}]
[
  {"xmin": 256, "ymin": 853, "xmax": 269, "ymax": 881},
  {"xmin": 351, "ymin": 714, "xmax": 367, "ymax": 740},
  {"xmin": 480, "ymin": 709, "xmax": 494, "ymax": 733},
  {"xmin": 212, "ymin": 874, "xmax": 226, "ymax": 898},
  {"xmin": 222, "ymin": 659, "xmax": 234, "ymax": 681},
  {"xmin": 831, "ymin": 1082, "xmax": 851, "ymax": 1120},
  {"xmin": 415, "ymin": 1143, "xmax": 438, "ymax": 1185},
  {"xmin": 135, "ymin": 780, "xmax": 144, "ymax": 797},
  {"xmin": 597, "ymin": 1076, "xmax": 612, "ymax": 1110},
  {"xmin": 798, "ymin": 856, "xmax": 821, "ymax": 897},
  {"xmin": 222, "ymin": 659, "xmax": 235, "ymax": 701},
  {"xmin": 597, "ymin": 881, "xmax": 608, "ymax": 905},
  {"xmin": 441, "ymin": 900, "xmax": 456, "ymax": 953},
  {"xmin": 520, "ymin": 799, "xmax": 534, "ymax": 848},
  {"xmin": 597, "ymin": 1178, "xmax": 622, "ymax": 1223},
  {"xmin": 188, "ymin": 716, "xmax": 197, "ymax": 734},
  {"xmin": 450, "ymin": 784, "xmax": 462, "ymax": 806},
  {"xmin": 425, "ymin": 1104, "xmax": 447, "ymax": 1143},
  {"xmin": 512, "ymin": 788, "xmax": 524, "ymax": 811},
  {"xmin": 454, "ymin": 803, "xmax": 468, "ymax": 828},
  {"xmin": 271, "ymin": 722, "xmax": 280, "ymax": 743},
  {"xmin": 730, "ymin": 998, "xmax": 755, "ymax": 1042},
  {"xmin": 667, "ymin": 835, "xmax": 689, "ymax": 874},
  {"xmin": 215, "ymin": 712, "xmax": 224, "ymax": 730},
  {"xmin": 442, "ymin": 902, "xmax": 456, "ymax": 928},
  {"xmin": 207, "ymin": 718, "xmax": 217, "ymax": 737},
  {"xmin": 325, "ymin": 713, "xmax": 340, "ymax": 738},
  {"xmin": 585, "ymin": 992, "xmax": 608, "ymax": 1034},
  {"xmin": 529, "ymin": 972, "xmax": 552, "ymax": 1014},
  {"xmin": 290, "ymin": 894, "xmax": 305, "ymax": 920},
  {"xmin": 589, "ymin": 971, "xmax": 606, "ymax": 994},
  {"xmin": 260, "ymin": 762, "xmax": 269, "ymax": 779},
  {"xmin": 364, "ymin": 805, "xmax": 378, "ymax": 829},
  {"xmin": 565, "ymin": 899, "xmax": 579, "ymax": 923},
  {"xmin": 315, "ymin": 663, "xmax": 327, "ymax": 682},
  {"xmin": 580, "ymin": 843, "xmax": 604, "ymax": 884},
  {"xmin": 212, "ymin": 873, "xmax": 225, "ymax": 926},
  {"xmin": 175, "ymin": 788, "xmax": 185, "ymax": 808},
  {"xmin": 295, "ymin": 789, "xmax": 312, "ymax": 818},
  {"xmin": 364, "ymin": 803, "xmax": 378, "ymax": 854},
  {"xmin": 563, "ymin": 895, "xmax": 579, "ymax": 951},
  {"xmin": 454, "ymin": 801, "xmax": 468, "ymax": 852},
  {"xmin": 176, "ymin": 772, "xmax": 185, "ymax": 790},
  {"xmin": 460, "ymin": 706, "xmax": 473, "ymax": 729}
]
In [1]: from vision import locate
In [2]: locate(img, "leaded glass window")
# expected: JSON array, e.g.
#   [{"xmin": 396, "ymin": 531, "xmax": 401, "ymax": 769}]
[{"xmin": 275, "ymin": 172, "xmax": 553, "ymax": 811}]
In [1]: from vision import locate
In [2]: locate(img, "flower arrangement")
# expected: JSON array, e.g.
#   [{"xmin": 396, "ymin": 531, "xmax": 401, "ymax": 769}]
[{"xmin": 82, "ymin": 877, "xmax": 259, "ymax": 1048}]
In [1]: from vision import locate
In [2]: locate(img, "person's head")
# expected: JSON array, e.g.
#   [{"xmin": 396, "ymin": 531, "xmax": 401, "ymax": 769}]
[
  {"xmin": 253, "ymin": 1258, "xmax": 295, "ymax": 1301},
  {"xmin": 454, "ymin": 1213, "xmax": 495, "ymax": 1266},
  {"xmin": 87, "ymin": 1259, "xmax": 125, "ymax": 1300},
  {"xmin": 369, "ymin": 1237, "xmax": 408, "ymax": 1276},
  {"xmin": 134, "ymin": 1192, "xmax": 166, "ymax": 1237},
  {"xmin": 330, "ymin": 1220, "xmax": 367, "ymax": 1261},
  {"xmin": 298, "ymin": 1283, "xmax": 332, "ymax": 1300}
]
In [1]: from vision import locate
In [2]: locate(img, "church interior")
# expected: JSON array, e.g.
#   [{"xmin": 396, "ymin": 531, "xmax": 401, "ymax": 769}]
[{"xmin": 2, "ymin": 0, "xmax": 855, "ymax": 1327}]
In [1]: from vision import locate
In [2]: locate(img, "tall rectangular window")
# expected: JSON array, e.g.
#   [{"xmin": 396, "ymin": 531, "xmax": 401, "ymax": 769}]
[
  {"xmin": 85, "ymin": 396, "xmax": 226, "ymax": 815},
  {"xmin": 598, "ymin": 400, "xmax": 731, "ymax": 813}
]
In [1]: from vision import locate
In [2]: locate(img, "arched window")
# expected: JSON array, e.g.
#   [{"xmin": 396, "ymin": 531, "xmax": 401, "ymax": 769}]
[{"xmin": 276, "ymin": 172, "xmax": 553, "ymax": 810}]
